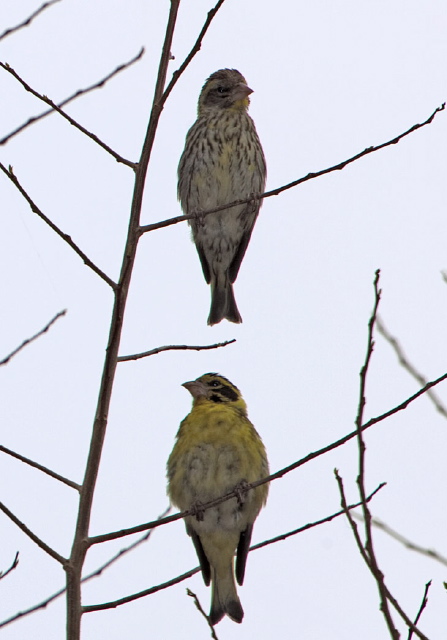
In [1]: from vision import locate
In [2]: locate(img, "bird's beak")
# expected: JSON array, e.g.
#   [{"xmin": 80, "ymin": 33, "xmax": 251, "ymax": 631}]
[
  {"xmin": 182, "ymin": 380, "xmax": 208, "ymax": 399},
  {"xmin": 233, "ymin": 83, "xmax": 253, "ymax": 102}
]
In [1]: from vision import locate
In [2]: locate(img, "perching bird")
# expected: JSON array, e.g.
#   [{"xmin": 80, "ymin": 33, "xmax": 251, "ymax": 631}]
[
  {"xmin": 167, "ymin": 373, "xmax": 269, "ymax": 625},
  {"xmin": 178, "ymin": 69, "xmax": 267, "ymax": 325}
]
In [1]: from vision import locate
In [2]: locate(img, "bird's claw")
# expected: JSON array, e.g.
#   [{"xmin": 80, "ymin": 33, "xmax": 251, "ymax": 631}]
[
  {"xmin": 190, "ymin": 500, "xmax": 205, "ymax": 521},
  {"xmin": 234, "ymin": 480, "xmax": 250, "ymax": 507},
  {"xmin": 192, "ymin": 208, "xmax": 205, "ymax": 227}
]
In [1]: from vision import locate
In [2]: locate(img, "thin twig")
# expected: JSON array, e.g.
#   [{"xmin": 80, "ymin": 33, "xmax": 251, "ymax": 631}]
[
  {"xmin": 88, "ymin": 364, "xmax": 447, "ymax": 546},
  {"xmin": 1, "ymin": 48, "xmax": 145, "ymax": 146},
  {"xmin": 335, "ymin": 472, "xmax": 429, "ymax": 640},
  {"xmin": 407, "ymin": 582, "xmax": 431, "ymax": 640},
  {"xmin": 83, "ymin": 504, "xmax": 171, "ymax": 580},
  {"xmin": 0, "ymin": 164, "xmax": 116, "ymax": 289},
  {"xmin": 0, "ymin": 507, "xmax": 170, "ymax": 629},
  {"xmin": 252, "ymin": 483, "xmax": 385, "ymax": 552},
  {"xmin": 0, "ymin": 501, "xmax": 66, "ymax": 565},
  {"xmin": 161, "ymin": 0, "xmax": 228, "ymax": 107},
  {"xmin": 88, "ymin": 481, "xmax": 386, "ymax": 545},
  {"xmin": 117, "ymin": 339, "xmax": 236, "ymax": 362},
  {"xmin": 354, "ymin": 271, "xmax": 399, "ymax": 638},
  {"xmin": 139, "ymin": 103, "xmax": 446, "ymax": 236},
  {"xmin": 0, "ymin": 552, "xmax": 19, "ymax": 581},
  {"xmin": 335, "ymin": 273, "xmax": 429, "ymax": 640},
  {"xmin": 0, "ymin": 444, "xmax": 80, "ymax": 491},
  {"xmin": 187, "ymin": 589, "xmax": 219, "ymax": 639},
  {"xmin": 0, "ymin": 586, "xmax": 65, "ymax": 629},
  {"xmin": 263, "ymin": 367, "xmax": 447, "ymax": 489},
  {"xmin": 377, "ymin": 316, "xmax": 447, "ymax": 419},
  {"xmin": 83, "ymin": 487, "xmax": 384, "ymax": 613},
  {"xmin": 352, "ymin": 513, "xmax": 447, "ymax": 567},
  {"xmin": 0, "ymin": 0, "xmax": 61, "ymax": 42},
  {"xmin": 82, "ymin": 567, "xmax": 199, "ymax": 612},
  {"xmin": 0, "ymin": 62, "xmax": 135, "ymax": 167},
  {"xmin": 0, "ymin": 310, "xmax": 66, "ymax": 366}
]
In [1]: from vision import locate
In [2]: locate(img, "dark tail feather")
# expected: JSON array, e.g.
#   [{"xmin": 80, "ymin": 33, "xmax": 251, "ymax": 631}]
[
  {"xmin": 208, "ymin": 279, "xmax": 242, "ymax": 326},
  {"xmin": 209, "ymin": 571, "xmax": 244, "ymax": 625}
]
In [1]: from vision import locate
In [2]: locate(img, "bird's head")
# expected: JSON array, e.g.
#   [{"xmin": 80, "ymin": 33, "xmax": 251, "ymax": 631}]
[
  {"xmin": 182, "ymin": 373, "xmax": 247, "ymax": 412},
  {"xmin": 197, "ymin": 69, "xmax": 253, "ymax": 116}
]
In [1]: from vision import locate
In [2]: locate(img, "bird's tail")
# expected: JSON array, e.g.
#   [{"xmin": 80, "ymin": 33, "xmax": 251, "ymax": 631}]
[
  {"xmin": 209, "ymin": 565, "xmax": 244, "ymax": 625},
  {"xmin": 208, "ymin": 277, "xmax": 242, "ymax": 326}
]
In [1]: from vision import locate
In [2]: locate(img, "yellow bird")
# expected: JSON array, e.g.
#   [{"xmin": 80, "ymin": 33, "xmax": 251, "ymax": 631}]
[{"xmin": 167, "ymin": 373, "xmax": 269, "ymax": 625}]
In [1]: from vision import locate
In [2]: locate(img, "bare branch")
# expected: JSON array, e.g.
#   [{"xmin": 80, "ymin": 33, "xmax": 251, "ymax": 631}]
[
  {"xmin": 0, "ymin": 552, "xmax": 19, "ymax": 581},
  {"xmin": 84, "ymin": 487, "xmax": 384, "ymax": 613},
  {"xmin": 187, "ymin": 589, "xmax": 219, "ymax": 639},
  {"xmin": 0, "ymin": 506, "xmax": 170, "ymax": 629},
  {"xmin": 334, "ymin": 273, "xmax": 430, "ymax": 640},
  {"xmin": 335, "ymin": 472, "xmax": 429, "ymax": 640},
  {"xmin": 353, "ymin": 271, "xmax": 399, "ymax": 638},
  {"xmin": 89, "ymin": 360, "xmax": 447, "ymax": 546},
  {"xmin": 94, "ymin": 479, "xmax": 385, "ymax": 548},
  {"xmin": 0, "ymin": 0, "xmax": 62, "ymax": 42},
  {"xmin": 0, "ymin": 444, "xmax": 80, "ymax": 491},
  {"xmin": 117, "ymin": 339, "xmax": 236, "ymax": 362},
  {"xmin": 0, "ymin": 164, "xmax": 117, "ymax": 289},
  {"xmin": 84, "ymin": 504, "xmax": 171, "ymax": 579},
  {"xmin": 0, "ymin": 501, "xmax": 66, "ymax": 565},
  {"xmin": 0, "ymin": 62, "xmax": 136, "ymax": 167},
  {"xmin": 0, "ymin": 310, "xmax": 66, "ymax": 366},
  {"xmin": 66, "ymin": 4, "xmax": 183, "ymax": 635},
  {"xmin": 82, "ymin": 566, "xmax": 200, "ymax": 613},
  {"xmin": 161, "ymin": 0, "xmax": 228, "ymax": 106},
  {"xmin": 1, "ymin": 48, "xmax": 145, "ymax": 146},
  {"xmin": 261, "ymin": 368, "xmax": 447, "ymax": 492},
  {"xmin": 408, "ymin": 582, "xmax": 432, "ymax": 640},
  {"xmin": 139, "ymin": 103, "xmax": 446, "ymax": 236},
  {"xmin": 377, "ymin": 316, "xmax": 447, "ymax": 419},
  {"xmin": 252, "ymin": 483, "xmax": 386, "ymax": 553},
  {"xmin": 352, "ymin": 513, "xmax": 447, "ymax": 567},
  {"xmin": 0, "ymin": 588, "xmax": 64, "ymax": 629}
]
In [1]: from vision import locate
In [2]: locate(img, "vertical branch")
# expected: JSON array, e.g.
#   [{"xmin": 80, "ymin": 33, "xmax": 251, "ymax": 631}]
[
  {"xmin": 407, "ymin": 581, "xmax": 431, "ymax": 640},
  {"xmin": 349, "ymin": 273, "xmax": 429, "ymax": 640},
  {"xmin": 354, "ymin": 270, "xmax": 399, "ymax": 638},
  {"xmin": 355, "ymin": 269, "xmax": 381, "ymax": 533},
  {"xmin": 65, "ymin": 2, "xmax": 181, "ymax": 639}
]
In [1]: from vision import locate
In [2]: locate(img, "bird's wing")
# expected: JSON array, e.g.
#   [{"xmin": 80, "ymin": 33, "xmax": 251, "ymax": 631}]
[
  {"xmin": 228, "ymin": 207, "xmax": 258, "ymax": 283},
  {"xmin": 235, "ymin": 523, "xmax": 253, "ymax": 586},
  {"xmin": 186, "ymin": 522, "xmax": 211, "ymax": 585},
  {"xmin": 195, "ymin": 241, "xmax": 212, "ymax": 284}
]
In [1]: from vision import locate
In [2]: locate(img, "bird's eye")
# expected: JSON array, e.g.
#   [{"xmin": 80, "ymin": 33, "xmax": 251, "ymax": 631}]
[
  {"xmin": 209, "ymin": 380, "xmax": 220, "ymax": 387},
  {"xmin": 216, "ymin": 86, "xmax": 227, "ymax": 94}
]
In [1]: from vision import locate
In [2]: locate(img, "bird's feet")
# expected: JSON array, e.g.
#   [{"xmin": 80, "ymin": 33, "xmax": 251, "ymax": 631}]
[
  {"xmin": 191, "ymin": 208, "xmax": 205, "ymax": 227},
  {"xmin": 190, "ymin": 500, "xmax": 205, "ymax": 522},
  {"xmin": 234, "ymin": 479, "xmax": 250, "ymax": 508}
]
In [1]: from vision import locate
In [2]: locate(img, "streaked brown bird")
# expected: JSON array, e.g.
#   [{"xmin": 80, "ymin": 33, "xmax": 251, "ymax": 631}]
[{"xmin": 178, "ymin": 69, "xmax": 267, "ymax": 325}]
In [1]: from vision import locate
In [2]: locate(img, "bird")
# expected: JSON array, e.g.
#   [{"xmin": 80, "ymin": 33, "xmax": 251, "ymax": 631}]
[
  {"xmin": 178, "ymin": 69, "xmax": 267, "ymax": 325},
  {"xmin": 167, "ymin": 373, "xmax": 269, "ymax": 625}
]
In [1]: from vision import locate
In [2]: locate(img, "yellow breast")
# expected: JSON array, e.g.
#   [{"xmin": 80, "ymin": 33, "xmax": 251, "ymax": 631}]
[{"xmin": 167, "ymin": 402, "xmax": 268, "ymax": 510}]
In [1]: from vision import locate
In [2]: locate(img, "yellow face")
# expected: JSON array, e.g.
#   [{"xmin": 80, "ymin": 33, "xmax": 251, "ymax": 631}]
[{"xmin": 183, "ymin": 373, "xmax": 247, "ymax": 411}]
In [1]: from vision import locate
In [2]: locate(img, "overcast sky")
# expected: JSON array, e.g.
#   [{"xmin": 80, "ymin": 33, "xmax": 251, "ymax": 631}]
[{"xmin": 1, "ymin": 1, "xmax": 446, "ymax": 638}]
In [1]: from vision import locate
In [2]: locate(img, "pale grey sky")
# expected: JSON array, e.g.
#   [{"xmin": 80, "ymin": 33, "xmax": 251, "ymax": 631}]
[{"xmin": 1, "ymin": 1, "xmax": 446, "ymax": 638}]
